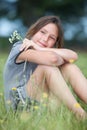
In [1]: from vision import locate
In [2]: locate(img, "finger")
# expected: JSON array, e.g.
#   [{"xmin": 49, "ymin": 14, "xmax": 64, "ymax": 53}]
[
  {"xmin": 20, "ymin": 38, "xmax": 28, "ymax": 51},
  {"xmin": 24, "ymin": 45, "xmax": 30, "ymax": 51},
  {"xmin": 20, "ymin": 42, "xmax": 31, "ymax": 51},
  {"xmin": 20, "ymin": 39, "xmax": 32, "ymax": 51},
  {"xmin": 20, "ymin": 42, "xmax": 26, "ymax": 51}
]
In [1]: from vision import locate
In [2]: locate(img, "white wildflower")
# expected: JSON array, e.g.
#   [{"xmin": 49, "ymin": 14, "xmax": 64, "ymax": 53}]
[{"xmin": 9, "ymin": 30, "xmax": 23, "ymax": 43}]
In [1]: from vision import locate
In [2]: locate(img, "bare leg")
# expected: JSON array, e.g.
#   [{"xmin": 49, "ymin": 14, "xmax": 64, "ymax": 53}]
[
  {"xmin": 26, "ymin": 65, "xmax": 86, "ymax": 118},
  {"xmin": 60, "ymin": 63, "xmax": 87, "ymax": 103}
]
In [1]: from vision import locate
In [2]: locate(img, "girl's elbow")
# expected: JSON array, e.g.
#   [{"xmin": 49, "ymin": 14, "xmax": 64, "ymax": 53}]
[
  {"xmin": 70, "ymin": 52, "xmax": 78, "ymax": 63},
  {"xmin": 74, "ymin": 52, "xmax": 78, "ymax": 61}
]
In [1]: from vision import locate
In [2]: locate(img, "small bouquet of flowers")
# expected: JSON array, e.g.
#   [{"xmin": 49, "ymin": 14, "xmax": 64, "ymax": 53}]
[{"xmin": 9, "ymin": 30, "xmax": 23, "ymax": 44}]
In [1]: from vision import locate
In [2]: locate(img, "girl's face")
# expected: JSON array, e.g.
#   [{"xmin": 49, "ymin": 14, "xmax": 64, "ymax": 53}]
[{"xmin": 31, "ymin": 23, "xmax": 58, "ymax": 48}]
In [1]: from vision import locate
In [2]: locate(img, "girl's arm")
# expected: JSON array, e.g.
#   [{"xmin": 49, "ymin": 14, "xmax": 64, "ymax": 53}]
[
  {"xmin": 40, "ymin": 48, "xmax": 78, "ymax": 63},
  {"xmin": 16, "ymin": 49, "xmax": 65, "ymax": 66},
  {"xmin": 18, "ymin": 38, "xmax": 78, "ymax": 66},
  {"xmin": 21, "ymin": 38, "xmax": 78, "ymax": 62},
  {"xmin": 18, "ymin": 38, "xmax": 64, "ymax": 66}
]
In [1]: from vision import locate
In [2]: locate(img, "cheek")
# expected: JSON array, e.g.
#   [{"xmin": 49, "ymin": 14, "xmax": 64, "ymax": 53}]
[
  {"xmin": 31, "ymin": 33, "xmax": 40, "ymax": 42},
  {"xmin": 48, "ymin": 41, "xmax": 56, "ymax": 48},
  {"xmin": 31, "ymin": 35, "xmax": 37, "ymax": 42}
]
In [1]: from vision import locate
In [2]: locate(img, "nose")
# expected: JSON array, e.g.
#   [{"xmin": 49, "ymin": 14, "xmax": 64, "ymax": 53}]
[{"xmin": 43, "ymin": 34, "xmax": 49, "ymax": 42}]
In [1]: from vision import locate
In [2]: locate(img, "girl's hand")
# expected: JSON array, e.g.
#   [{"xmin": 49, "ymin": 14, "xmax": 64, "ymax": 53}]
[
  {"xmin": 20, "ymin": 38, "xmax": 32, "ymax": 51},
  {"xmin": 20, "ymin": 38, "xmax": 42, "ymax": 51}
]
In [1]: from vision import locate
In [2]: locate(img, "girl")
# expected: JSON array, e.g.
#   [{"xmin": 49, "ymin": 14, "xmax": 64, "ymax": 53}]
[{"xmin": 3, "ymin": 15, "xmax": 87, "ymax": 118}]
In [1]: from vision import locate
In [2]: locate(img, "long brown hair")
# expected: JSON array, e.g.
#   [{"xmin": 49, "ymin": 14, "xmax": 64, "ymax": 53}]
[{"xmin": 25, "ymin": 15, "xmax": 64, "ymax": 48}]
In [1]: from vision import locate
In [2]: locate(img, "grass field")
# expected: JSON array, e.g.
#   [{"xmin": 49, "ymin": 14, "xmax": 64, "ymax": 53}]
[{"xmin": 0, "ymin": 51, "xmax": 87, "ymax": 130}]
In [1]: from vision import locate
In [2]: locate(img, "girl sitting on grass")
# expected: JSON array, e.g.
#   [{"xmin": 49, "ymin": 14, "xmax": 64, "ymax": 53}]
[{"xmin": 3, "ymin": 15, "xmax": 87, "ymax": 119}]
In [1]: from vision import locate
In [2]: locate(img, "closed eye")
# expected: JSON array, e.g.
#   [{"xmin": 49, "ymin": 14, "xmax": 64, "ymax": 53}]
[
  {"xmin": 40, "ymin": 30, "xmax": 46, "ymax": 34},
  {"xmin": 50, "ymin": 36, "xmax": 56, "ymax": 41}
]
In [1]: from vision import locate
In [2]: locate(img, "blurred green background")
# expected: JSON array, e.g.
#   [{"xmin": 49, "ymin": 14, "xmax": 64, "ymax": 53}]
[{"xmin": 0, "ymin": 0, "xmax": 87, "ymax": 51}]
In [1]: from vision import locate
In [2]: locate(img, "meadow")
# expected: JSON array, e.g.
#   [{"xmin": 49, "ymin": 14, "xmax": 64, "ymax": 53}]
[{"xmin": 0, "ymin": 51, "xmax": 87, "ymax": 130}]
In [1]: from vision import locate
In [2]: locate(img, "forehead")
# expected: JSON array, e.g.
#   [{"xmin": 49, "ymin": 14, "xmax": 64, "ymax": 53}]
[{"xmin": 41, "ymin": 23, "xmax": 58, "ymax": 36}]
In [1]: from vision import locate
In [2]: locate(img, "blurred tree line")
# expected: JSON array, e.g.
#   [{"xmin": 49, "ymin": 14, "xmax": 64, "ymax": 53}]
[{"xmin": 0, "ymin": 0, "xmax": 87, "ymax": 51}]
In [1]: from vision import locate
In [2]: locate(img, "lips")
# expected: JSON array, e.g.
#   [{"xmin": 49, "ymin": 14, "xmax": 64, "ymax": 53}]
[{"xmin": 37, "ymin": 42, "xmax": 47, "ymax": 47}]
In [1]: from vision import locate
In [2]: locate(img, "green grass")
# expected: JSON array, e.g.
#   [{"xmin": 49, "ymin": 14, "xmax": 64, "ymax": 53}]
[{"xmin": 0, "ymin": 51, "xmax": 87, "ymax": 130}]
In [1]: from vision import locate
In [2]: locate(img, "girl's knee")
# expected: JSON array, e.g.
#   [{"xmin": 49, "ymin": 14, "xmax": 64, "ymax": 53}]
[{"xmin": 37, "ymin": 65, "xmax": 57, "ymax": 72}]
